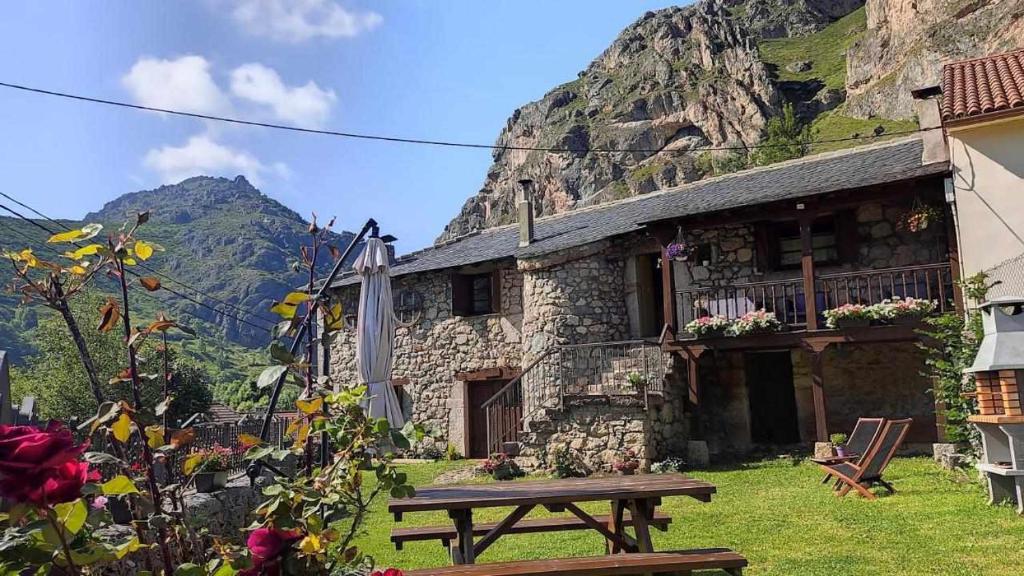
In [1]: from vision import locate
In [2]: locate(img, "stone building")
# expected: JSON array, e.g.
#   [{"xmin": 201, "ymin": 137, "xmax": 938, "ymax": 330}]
[{"xmin": 327, "ymin": 134, "xmax": 959, "ymax": 470}]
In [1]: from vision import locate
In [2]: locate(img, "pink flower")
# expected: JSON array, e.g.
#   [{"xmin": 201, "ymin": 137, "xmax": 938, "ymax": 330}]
[
  {"xmin": 92, "ymin": 495, "xmax": 109, "ymax": 510},
  {"xmin": 247, "ymin": 527, "xmax": 301, "ymax": 562},
  {"xmin": 371, "ymin": 569, "xmax": 404, "ymax": 576}
]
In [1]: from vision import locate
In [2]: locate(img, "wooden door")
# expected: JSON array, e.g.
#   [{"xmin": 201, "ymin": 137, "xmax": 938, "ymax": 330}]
[
  {"xmin": 745, "ymin": 351, "xmax": 800, "ymax": 444},
  {"xmin": 636, "ymin": 254, "xmax": 665, "ymax": 337},
  {"xmin": 467, "ymin": 379, "xmax": 507, "ymax": 458}
]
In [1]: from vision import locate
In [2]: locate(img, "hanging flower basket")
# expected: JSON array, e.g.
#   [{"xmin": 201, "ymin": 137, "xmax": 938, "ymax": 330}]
[
  {"xmin": 897, "ymin": 198, "xmax": 942, "ymax": 232},
  {"xmin": 666, "ymin": 241, "xmax": 697, "ymax": 262}
]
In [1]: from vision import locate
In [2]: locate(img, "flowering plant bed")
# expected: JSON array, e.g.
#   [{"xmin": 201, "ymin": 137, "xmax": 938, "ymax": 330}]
[
  {"xmin": 727, "ymin": 309, "xmax": 783, "ymax": 336},
  {"xmin": 685, "ymin": 315, "xmax": 731, "ymax": 338},
  {"xmin": 612, "ymin": 449, "xmax": 641, "ymax": 475},
  {"xmin": 480, "ymin": 453, "xmax": 523, "ymax": 481},
  {"xmin": 823, "ymin": 304, "xmax": 873, "ymax": 329},
  {"xmin": 872, "ymin": 297, "xmax": 936, "ymax": 324}
]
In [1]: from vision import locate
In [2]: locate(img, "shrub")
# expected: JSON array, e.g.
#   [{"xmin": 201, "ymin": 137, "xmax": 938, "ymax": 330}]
[
  {"xmin": 550, "ymin": 445, "xmax": 588, "ymax": 478},
  {"xmin": 445, "ymin": 444, "xmax": 463, "ymax": 461},
  {"xmin": 480, "ymin": 453, "xmax": 523, "ymax": 481},
  {"xmin": 651, "ymin": 456, "xmax": 686, "ymax": 474}
]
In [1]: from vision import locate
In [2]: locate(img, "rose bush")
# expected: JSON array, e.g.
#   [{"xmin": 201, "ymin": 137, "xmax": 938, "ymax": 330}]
[{"xmin": 0, "ymin": 422, "xmax": 88, "ymax": 476}]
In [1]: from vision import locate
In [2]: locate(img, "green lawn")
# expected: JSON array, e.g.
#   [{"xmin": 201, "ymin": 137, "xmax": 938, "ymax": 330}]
[{"xmin": 355, "ymin": 458, "xmax": 1024, "ymax": 575}]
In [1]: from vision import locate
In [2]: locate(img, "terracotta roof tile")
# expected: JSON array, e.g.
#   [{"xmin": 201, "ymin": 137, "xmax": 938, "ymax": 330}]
[{"xmin": 942, "ymin": 49, "xmax": 1024, "ymax": 122}]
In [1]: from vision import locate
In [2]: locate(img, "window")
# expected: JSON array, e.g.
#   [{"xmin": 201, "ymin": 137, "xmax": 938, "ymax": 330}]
[
  {"xmin": 452, "ymin": 271, "xmax": 500, "ymax": 316},
  {"xmin": 755, "ymin": 212, "xmax": 857, "ymax": 271}
]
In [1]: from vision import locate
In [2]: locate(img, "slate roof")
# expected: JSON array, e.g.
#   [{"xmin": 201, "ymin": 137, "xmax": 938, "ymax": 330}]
[
  {"xmin": 941, "ymin": 49, "xmax": 1024, "ymax": 123},
  {"xmin": 331, "ymin": 137, "xmax": 947, "ymax": 288}
]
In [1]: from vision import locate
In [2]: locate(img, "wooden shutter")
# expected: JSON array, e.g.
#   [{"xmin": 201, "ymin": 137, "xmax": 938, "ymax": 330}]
[
  {"xmin": 451, "ymin": 272, "xmax": 471, "ymax": 316},
  {"xmin": 835, "ymin": 210, "xmax": 860, "ymax": 264},
  {"xmin": 490, "ymin": 269, "xmax": 502, "ymax": 314},
  {"xmin": 754, "ymin": 222, "xmax": 781, "ymax": 272}
]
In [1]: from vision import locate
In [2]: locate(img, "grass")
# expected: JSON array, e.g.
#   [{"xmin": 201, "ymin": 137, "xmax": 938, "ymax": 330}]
[
  {"xmin": 355, "ymin": 458, "xmax": 1024, "ymax": 575},
  {"xmin": 758, "ymin": 7, "xmax": 867, "ymax": 90},
  {"xmin": 808, "ymin": 111, "xmax": 920, "ymax": 154}
]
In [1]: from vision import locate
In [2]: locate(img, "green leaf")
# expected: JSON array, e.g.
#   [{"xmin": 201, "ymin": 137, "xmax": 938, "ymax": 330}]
[
  {"xmin": 269, "ymin": 342, "xmax": 294, "ymax": 365},
  {"xmin": 175, "ymin": 563, "xmax": 205, "ymax": 576},
  {"xmin": 101, "ymin": 475, "xmax": 140, "ymax": 496},
  {"xmin": 256, "ymin": 365, "xmax": 288, "ymax": 389},
  {"xmin": 53, "ymin": 499, "xmax": 87, "ymax": 535}
]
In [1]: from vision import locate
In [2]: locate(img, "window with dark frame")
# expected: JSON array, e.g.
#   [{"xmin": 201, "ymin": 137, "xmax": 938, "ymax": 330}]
[
  {"xmin": 451, "ymin": 271, "xmax": 499, "ymax": 316},
  {"xmin": 756, "ymin": 212, "xmax": 857, "ymax": 272}
]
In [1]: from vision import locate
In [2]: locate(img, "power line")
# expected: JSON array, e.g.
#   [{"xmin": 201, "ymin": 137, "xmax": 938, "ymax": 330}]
[
  {"xmin": 0, "ymin": 80, "xmax": 938, "ymax": 154},
  {"xmin": 0, "ymin": 205, "xmax": 272, "ymax": 332},
  {"xmin": 0, "ymin": 190, "xmax": 278, "ymax": 327}
]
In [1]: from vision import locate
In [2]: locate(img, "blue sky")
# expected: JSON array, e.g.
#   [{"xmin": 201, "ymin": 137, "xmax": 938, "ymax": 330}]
[{"xmin": 0, "ymin": 0, "xmax": 682, "ymax": 252}]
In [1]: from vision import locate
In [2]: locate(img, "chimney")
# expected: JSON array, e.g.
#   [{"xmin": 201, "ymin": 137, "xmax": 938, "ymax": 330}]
[
  {"xmin": 517, "ymin": 179, "xmax": 535, "ymax": 247},
  {"xmin": 911, "ymin": 85, "xmax": 948, "ymax": 164}
]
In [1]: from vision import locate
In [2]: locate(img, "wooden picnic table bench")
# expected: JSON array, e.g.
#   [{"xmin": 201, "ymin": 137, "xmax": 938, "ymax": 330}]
[
  {"xmin": 404, "ymin": 548, "xmax": 747, "ymax": 576},
  {"xmin": 391, "ymin": 511, "xmax": 673, "ymax": 550},
  {"xmin": 388, "ymin": 474, "xmax": 720, "ymax": 565}
]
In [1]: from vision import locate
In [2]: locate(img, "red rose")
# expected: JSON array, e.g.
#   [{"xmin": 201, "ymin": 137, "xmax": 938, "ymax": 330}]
[
  {"xmin": 0, "ymin": 422, "xmax": 88, "ymax": 476},
  {"xmin": 371, "ymin": 569, "xmax": 404, "ymax": 576},
  {"xmin": 247, "ymin": 527, "xmax": 301, "ymax": 562},
  {"xmin": 0, "ymin": 460, "xmax": 98, "ymax": 506}
]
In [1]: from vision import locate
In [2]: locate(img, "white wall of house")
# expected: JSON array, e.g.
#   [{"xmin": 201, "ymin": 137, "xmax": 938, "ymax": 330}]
[{"xmin": 949, "ymin": 115, "xmax": 1024, "ymax": 277}]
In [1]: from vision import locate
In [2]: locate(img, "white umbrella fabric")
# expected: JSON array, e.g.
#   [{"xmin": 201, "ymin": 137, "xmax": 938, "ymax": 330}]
[{"xmin": 354, "ymin": 237, "xmax": 405, "ymax": 427}]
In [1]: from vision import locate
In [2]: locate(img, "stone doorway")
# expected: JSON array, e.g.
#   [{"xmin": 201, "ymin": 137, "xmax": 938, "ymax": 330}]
[{"xmin": 745, "ymin": 351, "xmax": 800, "ymax": 444}]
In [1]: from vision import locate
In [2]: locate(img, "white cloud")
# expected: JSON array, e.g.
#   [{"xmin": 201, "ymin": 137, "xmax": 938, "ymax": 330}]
[
  {"xmin": 228, "ymin": 0, "xmax": 382, "ymax": 42},
  {"xmin": 121, "ymin": 55, "xmax": 231, "ymax": 115},
  {"xmin": 230, "ymin": 63, "xmax": 336, "ymax": 128},
  {"xmin": 143, "ymin": 134, "xmax": 284, "ymax": 185}
]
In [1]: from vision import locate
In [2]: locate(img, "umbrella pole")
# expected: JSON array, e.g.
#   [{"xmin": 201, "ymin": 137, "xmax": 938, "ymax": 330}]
[{"xmin": 248, "ymin": 218, "xmax": 379, "ymax": 486}]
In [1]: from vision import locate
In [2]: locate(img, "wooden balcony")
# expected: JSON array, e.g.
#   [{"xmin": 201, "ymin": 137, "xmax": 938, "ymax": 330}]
[{"xmin": 676, "ymin": 262, "xmax": 956, "ymax": 329}]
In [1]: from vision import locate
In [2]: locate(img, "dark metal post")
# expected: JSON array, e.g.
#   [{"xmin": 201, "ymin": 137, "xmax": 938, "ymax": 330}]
[{"xmin": 248, "ymin": 218, "xmax": 378, "ymax": 485}]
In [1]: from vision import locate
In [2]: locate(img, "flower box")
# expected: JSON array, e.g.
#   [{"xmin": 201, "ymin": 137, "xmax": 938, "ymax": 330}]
[
  {"xmin": 684, "ymin": 315, "xmax": 730, "ymax": 339},
  {"xmin": 727, "ymin": 310, "xmax": 783, "ymax": 337}
]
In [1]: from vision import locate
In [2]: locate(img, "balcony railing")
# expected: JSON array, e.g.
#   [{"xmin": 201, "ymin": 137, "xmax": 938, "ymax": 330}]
[{"xmin": 676, "ymin": 262, "xmax": 955, "ymax": 328}]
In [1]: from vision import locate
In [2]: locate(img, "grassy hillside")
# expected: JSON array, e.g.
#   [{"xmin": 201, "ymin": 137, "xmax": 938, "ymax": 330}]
[{"xmin": 759, "ymin": 7, "xmax": 867, "ymax": 90}]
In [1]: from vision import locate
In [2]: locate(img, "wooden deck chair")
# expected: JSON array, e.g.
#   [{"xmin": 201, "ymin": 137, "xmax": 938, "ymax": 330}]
[
  {"xmin": 819, "ymin": 418, "xmax": 912, "ymax": 500},
  {"xmin": 820, "ymin": 417, "xmax": 886, "ymax": 484}
]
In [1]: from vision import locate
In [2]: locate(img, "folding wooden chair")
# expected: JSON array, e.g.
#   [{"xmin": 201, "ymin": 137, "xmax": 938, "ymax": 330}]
[
  {"xmin": 818, "ymin": 418, "xmax": 913, "ymax": 500},
  {"xmin": 817, "ymin": 417, "xmax": 886, "ymax": 484}
]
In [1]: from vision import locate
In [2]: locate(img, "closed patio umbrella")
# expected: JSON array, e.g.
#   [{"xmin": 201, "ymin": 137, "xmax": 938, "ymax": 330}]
[{"xmin": 354, "ymin": 236, "xmax": 405, "ymax": 427}]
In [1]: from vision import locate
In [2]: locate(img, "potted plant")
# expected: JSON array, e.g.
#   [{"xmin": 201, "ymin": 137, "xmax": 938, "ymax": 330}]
[
  {"xmin": 184, "ymin": 444, "xmax": 233, "ymax": 493},
  {"xmin": 612, "ymin": 449, "xmax": 641, "ymax": 475},
  {"xmin": 666, "ymin": 241, "xmax": 696, "ymax": 262},
  {"xmin": 684, "ymin": 315, "xmax": 731, "ymax": 338},
  {"xmin": 823, "ymin": 303, "xmax": 872, "ymax": 329},
  {"xmin": 872, "ymin": 297, "xmax": 936, "ymax": 325},
  {"xmin": 480, "ymin": 452, "xmax": 522, "ymax": 481},
  {"xmin": 898, "ymin": 198, "xmax": 941, "ymax": 232},
  {"xmin": 727, "ymin": 309, "xmax": 783, "ymax": 336},
  {"xmin": 830, "ymin": 433, "xmax": 849, "ymax": 458}
]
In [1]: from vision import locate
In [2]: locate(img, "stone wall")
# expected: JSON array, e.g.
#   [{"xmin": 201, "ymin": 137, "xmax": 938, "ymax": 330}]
[
  {"xmin": 696, "ymin": 342, "xmax": 937, "ymax": 454},
  {"xmin": 520, "ymin": 241, "xmax": 630, "ymax": 359},
  {"xmin": 328, "ymin": 266, "xmax": 524, "ymax": 454}
]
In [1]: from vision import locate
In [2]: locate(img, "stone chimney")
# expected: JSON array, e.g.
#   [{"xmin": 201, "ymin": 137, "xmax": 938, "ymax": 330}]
[
  {"xmin": 910, "ymin": 85, "xmax": 949, "ymax": 164},
  {"xmin": 517, "ymin": 179, "xmax": 535, "ymax": 247}
]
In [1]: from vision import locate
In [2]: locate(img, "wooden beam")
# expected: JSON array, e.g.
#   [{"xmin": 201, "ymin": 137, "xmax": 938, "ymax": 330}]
[
  {"xmin": 660, "ymin": 245, "xmax": 677, "ymax": 337},
  {"xmin": 799, "ymin": 214, "xmax": 818, "ymax": 331},
  {"xmin": 807, "ymin": 348, "xmax": 828, "ymax": 442},
  {"xmin": 683, "ymin": 345, "xmax": 707, "ymax": 405}
]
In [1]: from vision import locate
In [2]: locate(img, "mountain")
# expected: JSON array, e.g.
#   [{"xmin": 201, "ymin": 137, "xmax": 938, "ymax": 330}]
[
  {"xmin": 438, "ymin": 0, "xmax": 1024, "ymax": 242},
  {"xmin": 0, "ymin": 176, "xmax": 356, "ymax": 366}
]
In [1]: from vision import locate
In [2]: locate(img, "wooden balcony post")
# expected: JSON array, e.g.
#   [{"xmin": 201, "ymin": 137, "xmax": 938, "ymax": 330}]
[
  {"xmin": 802, "ymin": 338, "xmax": 832, "ymax": 442},
  {"xmin": 652, "ymin": 224, "xmax": 678, "ymax": 337},
  {"xmin": 799, "ymin": 214, "xmax": 818, "ymax": 330}
]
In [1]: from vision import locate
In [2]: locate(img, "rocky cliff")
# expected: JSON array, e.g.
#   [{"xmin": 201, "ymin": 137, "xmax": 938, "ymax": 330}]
[
  {"xmin": 440, "ymin": 0, "xmax": 1023, "ymax": 242},
  {"xmin": 846, "ymin": 0, "xmax": 1024, "ymax": 119}
]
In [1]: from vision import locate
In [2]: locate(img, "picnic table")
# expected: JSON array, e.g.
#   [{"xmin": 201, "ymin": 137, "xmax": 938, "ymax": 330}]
[{"xmin": 387, "ymin": 474, "xmax": 716, "ymax": 565}]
